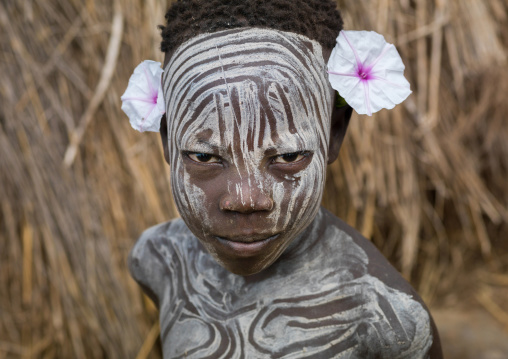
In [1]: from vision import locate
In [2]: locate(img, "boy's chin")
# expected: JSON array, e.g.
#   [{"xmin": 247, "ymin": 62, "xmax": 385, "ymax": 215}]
[
  {"xmin": 196, "ymin": 234, "xmax": 293, "ymax": 276},
  {"xmin": 212, "ymin": 255, "xmax": 278, "ymax": 276}
]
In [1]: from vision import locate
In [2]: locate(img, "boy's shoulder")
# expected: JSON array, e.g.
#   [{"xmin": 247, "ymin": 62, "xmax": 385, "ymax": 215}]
[
  {"xmin": 128, "ymin": 218, "xmax": 195, "ymax": 306},
  {"xmin": 130, "ymin": 217, "xmax": 193, "ymax": 252},
  {"xmin": 321, "ymin": 208, "xmax": 420, "ymax": 297},
  {"xmin": 315, "ymin": 208, "xmax": 442, "ymax": 358}
]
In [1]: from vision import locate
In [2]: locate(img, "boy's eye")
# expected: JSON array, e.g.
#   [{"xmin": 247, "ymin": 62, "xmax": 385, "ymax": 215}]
[
  {"xmin": 188, "ymin": 153, "xmax": 221, "ymax": 163},
  {"xmin": 273, "ymin": 152, "xmax": 307, "ymax": 164}
]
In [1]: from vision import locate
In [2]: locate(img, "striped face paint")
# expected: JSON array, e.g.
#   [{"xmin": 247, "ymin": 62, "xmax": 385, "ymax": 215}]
[{"xmin": 162, "ymin": 28, "xmax": 333, "ymax": 275}]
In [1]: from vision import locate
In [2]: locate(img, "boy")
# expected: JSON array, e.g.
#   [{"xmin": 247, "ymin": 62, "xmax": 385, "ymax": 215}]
[{"xmin": 127, "ymin": 0, "xmax": 442, "ymax": 357}]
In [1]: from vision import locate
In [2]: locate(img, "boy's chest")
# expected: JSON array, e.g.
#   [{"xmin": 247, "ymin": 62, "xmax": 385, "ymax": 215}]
[
  {"xmin": 159, "ymin": 273, "xmax": 423, "ymax": 359},
  {"xmin": 161, "ymin": 283, "xmax": 357, "ymax": 358}
]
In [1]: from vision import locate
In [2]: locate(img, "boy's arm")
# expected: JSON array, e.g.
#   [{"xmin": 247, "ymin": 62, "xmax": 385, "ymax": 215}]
[
  {"xmin": 356, "ymin": 234, "xmax": 442, "ymax": 359},
  {"xmin": 329, "ymin": 212, "xmax": 443, "ymax": 359},
  {"xmin": 427, "ymin": 319, "xmax": 443, "ymax": 359},
  {"xmin": 128, "ymin": 221, "xmax": 175, "ymax": 308}
]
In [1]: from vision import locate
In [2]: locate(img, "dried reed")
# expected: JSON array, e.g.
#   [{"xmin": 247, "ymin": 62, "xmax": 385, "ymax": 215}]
[{"xmin": 1, "ymin": 0, "xmax": 507, "ymax": 357}]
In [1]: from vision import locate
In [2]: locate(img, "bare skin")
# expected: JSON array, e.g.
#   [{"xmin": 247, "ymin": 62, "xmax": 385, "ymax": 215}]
[{"xmin": 129, "ymin": 28, "xmax": 442, "ymax": 358}]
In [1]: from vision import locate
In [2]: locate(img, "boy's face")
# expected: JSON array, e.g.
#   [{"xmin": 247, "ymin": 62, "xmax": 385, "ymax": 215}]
[{"xmin": 162, "ymin": 29, "xmax": 335, "ymax": 275}]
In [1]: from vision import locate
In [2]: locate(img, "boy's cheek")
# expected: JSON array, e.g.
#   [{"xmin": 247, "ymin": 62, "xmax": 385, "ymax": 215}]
[{"xmin": 170, "ymin": 165, "xmax": 209, "ymax": 222}]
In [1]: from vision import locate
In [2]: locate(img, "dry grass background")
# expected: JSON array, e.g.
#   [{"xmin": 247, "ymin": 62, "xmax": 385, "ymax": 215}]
[{"xmin": 1, "ymin": 0, "xmax": 507, "ymax": 357}]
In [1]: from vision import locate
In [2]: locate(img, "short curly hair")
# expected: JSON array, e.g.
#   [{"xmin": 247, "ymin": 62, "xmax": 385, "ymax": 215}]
[{"xmin": 159, "ymin": 0, "xmax": 344, "ymax": 54}]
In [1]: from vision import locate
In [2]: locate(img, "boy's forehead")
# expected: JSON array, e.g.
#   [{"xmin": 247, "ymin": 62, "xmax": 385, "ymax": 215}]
[
  {"xmin": 163, "ymin": 28, "xmax": 332, "ymax": 147},
  {"xmin": 163, "ymin": 27, "xmax": 326, "ymax": 75}
]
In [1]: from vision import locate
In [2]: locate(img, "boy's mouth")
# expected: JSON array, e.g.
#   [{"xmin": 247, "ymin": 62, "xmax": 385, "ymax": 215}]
[
  {"xmin": 214, "ymin": 234, "xmax": 280, "ymax": 257},
  {"xmin": 216, "ymin": 233, "xmax": 280, "ymax": 243}
]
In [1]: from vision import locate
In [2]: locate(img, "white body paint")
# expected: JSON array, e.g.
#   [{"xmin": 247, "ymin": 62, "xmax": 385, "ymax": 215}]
[{"xmin": 129, "ymin": 209, "xmax": 433, "ymax": 358}]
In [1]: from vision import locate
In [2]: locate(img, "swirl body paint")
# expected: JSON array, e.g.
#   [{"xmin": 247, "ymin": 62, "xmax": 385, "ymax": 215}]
[
  {"xmin": 129, "ymin": 28, "xmax": 437, "ymax": 358},
  {"xmin": 162, "ymin": 28, "xmax": 332, "ymax": 275},
  {"xmin": 130, "ymin": 211, "xmax": 434, "ymax": 358}
]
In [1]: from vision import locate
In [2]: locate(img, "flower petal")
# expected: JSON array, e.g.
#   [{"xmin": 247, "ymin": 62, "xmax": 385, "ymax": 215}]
[
  {"xmin": 327, "ymin": 30, "xmax": 412, "ymax": 116},
  {"xmin": 121, "ymin": 60, "xmax": 165, "ymax": 132}
]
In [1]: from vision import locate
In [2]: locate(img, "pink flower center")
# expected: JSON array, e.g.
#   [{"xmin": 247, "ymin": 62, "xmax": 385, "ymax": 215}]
[{"xmin": 356, "ymin": 64, "xmax": 372, "ymax": 81}]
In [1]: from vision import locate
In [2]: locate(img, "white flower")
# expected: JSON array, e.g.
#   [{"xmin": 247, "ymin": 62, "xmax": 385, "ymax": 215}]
[
  {"xmin": 121, "ymin": 60, "xmax": 165, "ymax": 132},
  {"xmin": 327, "ymin": 30, "xmax": 412, "ymax": 116}
]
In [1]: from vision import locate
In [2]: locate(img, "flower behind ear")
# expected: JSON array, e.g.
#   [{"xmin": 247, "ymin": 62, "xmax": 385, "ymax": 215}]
[
  {"xmin": 327, "ymin": 30, "xmax": 411, "ymax": 116},
  {"xmin": 121, "ymin": 60, "xmax": 165, "ymax": 132}
]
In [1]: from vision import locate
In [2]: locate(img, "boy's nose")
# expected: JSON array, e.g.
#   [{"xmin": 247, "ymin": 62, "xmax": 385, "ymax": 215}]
[{"xmin": 220, "ymin": 181, "xmax": 274, "ymax": 214}]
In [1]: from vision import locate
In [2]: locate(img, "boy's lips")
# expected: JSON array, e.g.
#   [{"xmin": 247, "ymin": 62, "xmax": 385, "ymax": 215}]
[
  {"xmin": 215, "ymin": 233, "xmax": 280, "ymax": 243},
  {"xmin": 214, "ymin": 234, "xmax": 280, "ymax": 257}
]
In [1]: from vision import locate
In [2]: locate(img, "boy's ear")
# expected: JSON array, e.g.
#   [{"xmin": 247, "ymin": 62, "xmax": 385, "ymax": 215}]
[
  {"xmin": 327, "ymin": 104, "xmax": 352, "ymax": 164},
  {"xmin": 159, "ymin": 114, "xmax": 170, "ymax": 165}
]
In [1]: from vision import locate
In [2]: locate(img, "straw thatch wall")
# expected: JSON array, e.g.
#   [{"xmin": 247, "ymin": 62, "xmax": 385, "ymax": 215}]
[{"xmin": 1, "ymin": 0, "xmax": 507, "ymax": 357}]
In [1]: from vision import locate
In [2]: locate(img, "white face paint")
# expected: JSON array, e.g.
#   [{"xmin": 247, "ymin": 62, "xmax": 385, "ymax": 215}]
[{"xmin": 162, "ymin": 28, "xmax": 333, "ymax": 275}]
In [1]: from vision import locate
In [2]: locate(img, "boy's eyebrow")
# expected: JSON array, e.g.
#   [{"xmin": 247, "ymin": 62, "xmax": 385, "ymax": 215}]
[
  {"xmin": 181, "ymin": 139, "xmax": 224, "ymax": 153},
  {"xmin": 263, "ymin": 144, "xmax": 308, "ymax": 156}
]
